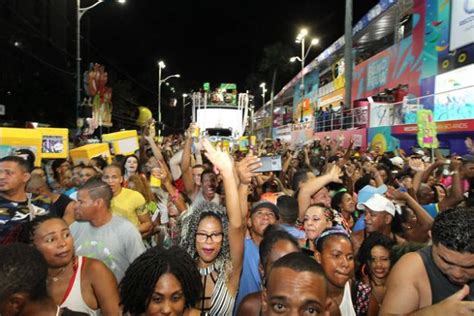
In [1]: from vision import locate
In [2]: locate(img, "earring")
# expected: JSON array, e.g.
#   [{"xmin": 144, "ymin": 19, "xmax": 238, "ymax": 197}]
[{"xmin": 362, "ymin": 264, "xmax": 369, "ymax": 277}]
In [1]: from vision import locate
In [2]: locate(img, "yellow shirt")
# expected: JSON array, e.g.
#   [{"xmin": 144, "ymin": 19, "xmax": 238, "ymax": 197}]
[{"xmin": 111, "ymin": 188, "xmax": 146, "ymax": 227}]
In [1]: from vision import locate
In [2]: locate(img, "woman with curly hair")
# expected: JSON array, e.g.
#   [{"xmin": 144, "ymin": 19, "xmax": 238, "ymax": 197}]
[
  {"xmin": 179, "ymin": 139, "xmax": 244, "ymax": 315},
  {"xmin": 119, "ymin": 246, "xmax": 202, "ymax": 316},
  {"xmin": 354, "ymin": 232, "xmax": 395, "ymax": 316}
]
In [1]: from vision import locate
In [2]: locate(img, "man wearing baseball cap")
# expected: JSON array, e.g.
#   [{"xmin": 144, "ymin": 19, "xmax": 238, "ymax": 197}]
[
  {"xmin": 353, "ymin": 184, "xmax": 388, "ymax": 232},
  {"xmin": 235, "ymin": 195, "xmax": 280, "ymax": 314},
  {"xmin": 352, "ymin": 193, "xmax": 405, "ymax": 255}
]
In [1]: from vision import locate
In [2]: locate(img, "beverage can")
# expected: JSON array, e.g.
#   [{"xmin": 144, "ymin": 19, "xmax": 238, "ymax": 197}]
[
  {"xmin": 250, "ymin": 135, "xmax": 257, "ymax": 147},
  {"xmin": 192, "ymin": 126, "xmax": 200, "ymax": 139}
]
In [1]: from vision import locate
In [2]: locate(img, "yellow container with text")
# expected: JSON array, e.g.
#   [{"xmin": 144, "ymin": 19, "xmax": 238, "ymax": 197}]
[
  {"xmin": 69, "ymin": 143, "xmax": 111, "ymax": 166},
  {"xmin": 37, "ymin": 127, "xmax": 69, "ymax": 159},
  {"xmin": 101, "ymin": 130, "xmax": 139, "ymax": 156},
  {"xmin": 0, "ymin": 127, "xmax": 42, "ymax": 166}
]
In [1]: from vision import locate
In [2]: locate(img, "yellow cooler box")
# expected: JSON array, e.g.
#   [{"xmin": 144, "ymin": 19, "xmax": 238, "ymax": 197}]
[
  {"xmin": 0, "ymin": 128, "xmax": 42, "ymax": 166},
  {"xmin": 37, "ymin": 128, "xmax": 69, "ymax": 159},
  {"xmin": 101, "ymin": 130, "xmax": 139, "ymax": 156},
  {"xmin": 69, "ymin": 143, "xmax": 111, "ymax": 166}
]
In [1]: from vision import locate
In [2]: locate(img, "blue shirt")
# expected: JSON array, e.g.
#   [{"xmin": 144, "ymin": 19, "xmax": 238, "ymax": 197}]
[
  {"xmin": 422, "ymin": 203, "xmax": 439, "ymax": 218},
  {"xmin": 353, "ymin": 214, "xmax": 365, "ymax": 232},
  {"xmin": 281, "ymin": 223, "xmax": 306, "ymax": 239},
  {"xmin": 234, "ymin": 237, "xmax": 260, "ymax": 315}
]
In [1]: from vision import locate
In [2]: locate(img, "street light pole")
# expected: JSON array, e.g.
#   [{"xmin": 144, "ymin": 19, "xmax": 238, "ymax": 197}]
[
  {"xmin": 300, "ymin": 36, "xmax": 305, "ymax": 92},
  {"xmin": 291, "ymin": 29, "xmax": 318, "ymax": 122},
  {"xmin": 182, "ymin": 93, "xmax": 188, "ymax": 130},
  {"xmin": 76, "ymin": 0, "xmax": 125, "ymax": 128},
  {"xmin": 344, "ymin": 0, "xmax": 353, "ymax": 121},
  {"xmin": 260, "ymin": 82, "xmax": 267, "ymax": 107},
  {"xmin": 158, "ymin": 61, "xmax": 165, "ymax": 124},
  {"xmin": 157, "ymin": 60, "xmax": 180, "ymax": 135}
]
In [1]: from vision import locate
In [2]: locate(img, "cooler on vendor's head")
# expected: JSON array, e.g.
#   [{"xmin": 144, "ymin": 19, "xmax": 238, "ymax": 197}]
[
  {"xmin": 0, "ymin": 127, "xmax": 42, "ymax": 166},
  {"xmin": 101, "ymin": 130, "xmax": 139, "ymax": 156},
  {"xmin": 37, "ymin": 128, "xmax": 69, "ymax": 159},
  {"xmin": 69, "ymin": 143, "xmax": 111, "ymax": 166}
]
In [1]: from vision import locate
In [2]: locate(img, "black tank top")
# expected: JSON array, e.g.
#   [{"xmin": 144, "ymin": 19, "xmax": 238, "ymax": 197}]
[
  {"xmin": 51, "ymin": 194, "xmax": 73, "ymax": 218},
  {"xmin": 418, "ymin": 246, "xmax": 474, "ymax": 304}
]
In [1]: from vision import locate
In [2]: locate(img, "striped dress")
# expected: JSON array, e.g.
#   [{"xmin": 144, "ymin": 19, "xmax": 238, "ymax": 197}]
[{"xmin": 199, "ymin": 264, "xmax": 235, "ymax": 316}]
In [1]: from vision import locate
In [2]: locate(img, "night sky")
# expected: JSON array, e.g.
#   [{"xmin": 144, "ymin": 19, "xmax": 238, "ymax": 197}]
[{"xmin": 86, "ymin": 0, "xmax": 380, "ymax": 96}]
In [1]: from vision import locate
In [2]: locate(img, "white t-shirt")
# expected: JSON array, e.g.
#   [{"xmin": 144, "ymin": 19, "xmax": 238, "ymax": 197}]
[
  {"xmin": 340, "ymin": 281, "xmax": 356, "ymax": 316},
  {"xmin": 70, "ymin": 215, "xmax": 146, "ymax": 281}
]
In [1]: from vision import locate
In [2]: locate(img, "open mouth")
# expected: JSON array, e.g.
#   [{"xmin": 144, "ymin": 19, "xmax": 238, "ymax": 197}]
[
  {"xmin": 373, "ymin": 269, "xmax": 386, "ymax": 275},
  {"xmin": 202, "ymin": 248, "xmax": 214, "ymax": 256}
]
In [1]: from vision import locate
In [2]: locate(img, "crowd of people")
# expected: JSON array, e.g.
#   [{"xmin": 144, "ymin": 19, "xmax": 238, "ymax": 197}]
[{"xmin": 0, "ymin": 124, "xmax": 473, "ymax": 316}]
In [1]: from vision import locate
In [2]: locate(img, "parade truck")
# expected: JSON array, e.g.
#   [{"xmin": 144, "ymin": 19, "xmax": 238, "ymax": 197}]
[{"xmin": 191, "ymin": 83, "xmax": 253, "ymax": 142}]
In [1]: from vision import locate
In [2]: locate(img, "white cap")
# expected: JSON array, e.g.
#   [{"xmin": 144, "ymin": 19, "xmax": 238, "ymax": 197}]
[
  {"xmin": 361, "ymin": 194, "xmax": 397, "ymax": 216},
  {"xmin": 390, "ymin": 156, "xmax": 404, "ymax": 169}
]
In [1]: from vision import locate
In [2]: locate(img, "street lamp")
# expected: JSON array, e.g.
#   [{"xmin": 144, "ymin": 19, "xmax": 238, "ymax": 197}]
[
  {"xmin": 259, "ymin": 82, "xmax": 267, "ymax": 106},
  {"xmin": 290, "ymin": 28, "xmax": 318, "ymax": 122},
  {"xmin": 157, "ymin": 60, "xmax": 180, "ymax": 128},
  {"xmin": 76, "ymin": 0, "xmax": 125, "ymax": 127},
  {"xmin": 182, "ymin": 93, "xmax": 188, "ymax": 130}
]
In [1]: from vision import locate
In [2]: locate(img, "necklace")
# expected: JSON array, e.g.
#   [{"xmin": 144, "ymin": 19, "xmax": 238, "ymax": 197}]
[
  {"xmin": 48, "ymin": 267, "xmax": 67, "ymax": 282},
  {"xmin": 47, "ymin": 257, "xmax": 77, "ymax": 283}
]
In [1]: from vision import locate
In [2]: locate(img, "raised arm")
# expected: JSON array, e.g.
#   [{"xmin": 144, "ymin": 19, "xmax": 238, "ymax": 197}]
[
  {"xmin": 202, "ymin": 140, "xmax": 244, "ymax": 292},
  {"xmin": 144, "ymin": 133, "xmax": 172, "ymax": 178},
  {"xmin": 438, "ymin": 159, "xmax": 464, "ymax": 212},
  {"xmin": 387, "ymin": 187, "xmax": 433, "ymax": 240},
  {"xmin": 409, "ymin": 157, "xmax": 426, "ymax": 195},
  {"xmin": 180, "ymin": 126, "xmax": 196, "ymax": 196},
  {"xmin": 236, "ymin": 155, "xmax": 262, "ymax": 220},
  {"xmin": 157, "ymin": 160, "xmax": 187, "ymax": 214},
  {"xmin": 297, "ymin": 164, "xmax": 342, "ymax": 220}
]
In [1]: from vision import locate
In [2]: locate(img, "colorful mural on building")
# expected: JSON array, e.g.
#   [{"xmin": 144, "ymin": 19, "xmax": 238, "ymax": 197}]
[{"xmin": 293, "ymin": 70, "xmax": 319, "ymax": 122}]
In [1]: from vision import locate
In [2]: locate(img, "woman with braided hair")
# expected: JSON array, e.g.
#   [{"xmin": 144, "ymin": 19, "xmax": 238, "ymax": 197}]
[
  {"xmin": 180, "ymin": 139, "xmax": 244, "ymax": 315},
  {"xmin": 119, "ymin": 246, "xmax": 202, "ymax": 316}
]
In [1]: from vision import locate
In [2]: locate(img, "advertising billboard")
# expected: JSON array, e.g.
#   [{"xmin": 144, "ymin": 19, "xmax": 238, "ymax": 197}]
[{"xmin": 450, "ymin": 0, "xmax": 474, "ymax": 51}]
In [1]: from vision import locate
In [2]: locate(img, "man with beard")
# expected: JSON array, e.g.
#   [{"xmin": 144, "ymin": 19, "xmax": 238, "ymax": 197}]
[{"xmin": 380, "ymin": 207, "xmax": 474, "ymax": 315}]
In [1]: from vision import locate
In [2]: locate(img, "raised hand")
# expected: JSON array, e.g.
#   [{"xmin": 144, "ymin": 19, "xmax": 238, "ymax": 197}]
[
  {"xmin": 408, "ymin": 157, "xmax": 426, "ymax": 172},
  {"xmin": 450, "ymin": 158, "xmax": 462, "ymax": 172},
  {"xmin": 386, "ymin": 186, "xmax": 406, "ymax": 201},
  {"xmin": 185, "ymin": 122, "xmax": 198, "ymax": 140},
  {"xmin": 236, "ymin": 155, "xmax": 262, "ymax": 185},
  {"xmin": 325, "ymin": 163, "xmax": 343, "ymax": 183},
  {"xmin": 156, "ymin": 160, "xmax": 172, "ymax": 184},
  {"xmin": 465, "ymin": 137, "xmax": 474, "ymax": 153},
  {"xmin": 344, "ymin": 163, "xmax": 355, "ymax": 178},
  {"xmin": 202, "ymin": 138, "xmax": 233, "ymax": 174}
]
